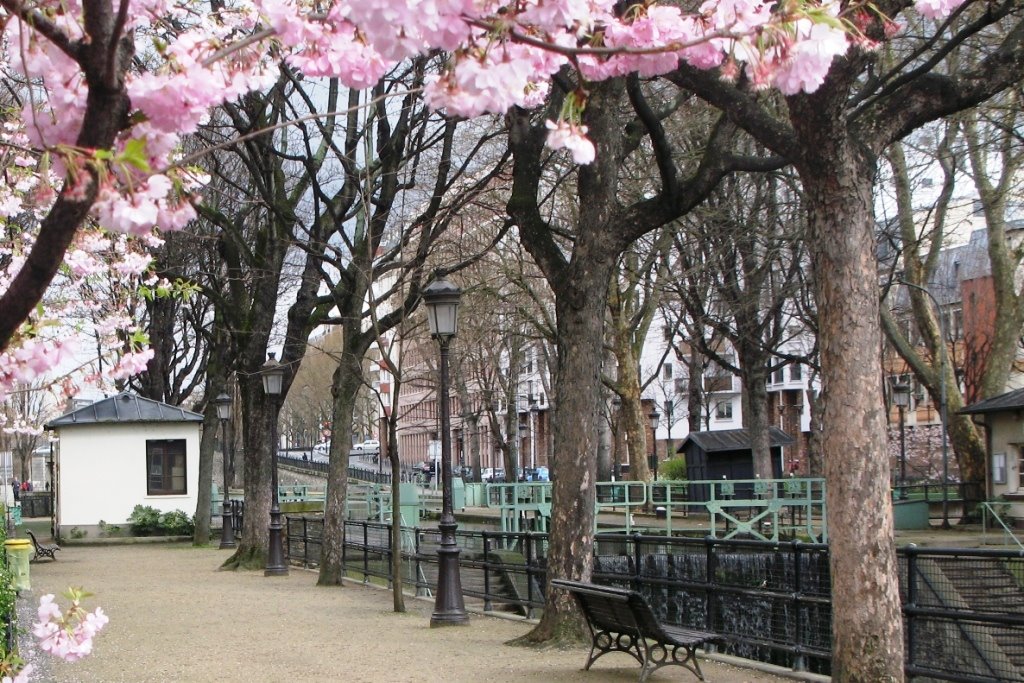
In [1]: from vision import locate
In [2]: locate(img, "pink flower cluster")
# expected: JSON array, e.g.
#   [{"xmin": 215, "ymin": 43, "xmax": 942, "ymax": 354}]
[
  {"xmin": 32, "ymin": 592, "xmax": 109, "ymax": 663},
  {"xmin": 0, "ymin": 0, "xmax": 972, "ymax": 410}
]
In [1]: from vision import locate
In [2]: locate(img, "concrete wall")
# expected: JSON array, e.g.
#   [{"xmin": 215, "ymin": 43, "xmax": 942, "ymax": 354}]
[{"xmin": 55, "ymin": 422, "xmax": 201, "ymax": 535}]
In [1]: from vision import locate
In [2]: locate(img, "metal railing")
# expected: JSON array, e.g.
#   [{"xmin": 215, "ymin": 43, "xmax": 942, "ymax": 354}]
[
  {"xmin": 283, "ymin": 518, "xmax": 1024, "ymax": 680},
  {"xmin": 979, "ymin": 502, "xmax": 1024, "ymax": 551},
  {"xmin": 903, "ymin": 545, "xmax": 1024, "ymax": 682}
]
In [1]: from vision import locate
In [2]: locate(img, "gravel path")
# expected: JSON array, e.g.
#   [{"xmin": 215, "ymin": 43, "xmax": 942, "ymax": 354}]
[{"xmin": 18, "ymin": 544, "xmax": 796, "ymax": 682}]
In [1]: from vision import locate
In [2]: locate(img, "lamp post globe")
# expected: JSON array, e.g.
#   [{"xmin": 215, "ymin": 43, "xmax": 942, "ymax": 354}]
[
  {"xmin": 213, "ymin": 391, "xmax": 235, "ymax": 549},
  {"xmin": 261, "ymin": 354, "xmax": 288, "ymax": 576},
  {"xmin": 422, "ymin": 277, "xmax": 468, "ymax": 627}
]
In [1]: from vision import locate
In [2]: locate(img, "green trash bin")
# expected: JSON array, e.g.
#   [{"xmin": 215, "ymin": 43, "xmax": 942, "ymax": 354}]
[{"xmin": 4, "ymin": 538, "xmax": 32, "ymax": 592}]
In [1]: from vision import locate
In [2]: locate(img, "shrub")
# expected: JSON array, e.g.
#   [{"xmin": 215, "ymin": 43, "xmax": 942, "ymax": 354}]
[
  {"xmin": 659, "ymin": 457, "xmax": 688, "ymax": 481},
  {"xmin": 160, "ymin": 510, "xmax": 194, "ymax": 536},
  {"xmin": 128, "ymin": 505, "xmax": 162, "ymax": 536},
  {"xmin": 0, "ymin": 520, "xmax": 15, "ymax": 660},
  {"xmin": 128, "ymin": 506, "xmax": 194, "ymax": 537}
]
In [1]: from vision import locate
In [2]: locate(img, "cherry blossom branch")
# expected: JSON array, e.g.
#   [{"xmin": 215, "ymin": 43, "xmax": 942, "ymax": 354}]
[
  {"xmin": 0, "ymin": 0, "xmax": 80, "ymax": 61},
  {"xmin": 167, "ymin": 88, "xmax": 420, "ymax": 171}
]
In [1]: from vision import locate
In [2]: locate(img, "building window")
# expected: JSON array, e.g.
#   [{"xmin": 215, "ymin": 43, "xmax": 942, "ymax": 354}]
[
  {"xmin": 662, "ymin": 363, "xmax": 673, "ymax": 380},
  {"xmin": 715, "ymin": 400, "xmax": 733, "ymax": 420},
  {"xmin": 704, "ymin": 362, "xmax": 732, "ymax": 393},
  {"xmin": 992, "ymin": 452, "xmax": 1006, "ymax": 485},
  {"xmin": 147, "ymin": 440, "xmax": 187, "ymax": 495},
  {"xmin": 790, "ymin": 364, "xmax": 802, "ymax": 381},
  {"xmin": 773, "ymin": 368, "xmax": 785, "ymax": 383}
]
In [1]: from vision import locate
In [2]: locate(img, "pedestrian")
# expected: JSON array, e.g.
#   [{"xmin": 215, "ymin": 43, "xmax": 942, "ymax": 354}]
[{"xmin": 11, "ymin": 478, "xmax": 20, "ymax": 503}]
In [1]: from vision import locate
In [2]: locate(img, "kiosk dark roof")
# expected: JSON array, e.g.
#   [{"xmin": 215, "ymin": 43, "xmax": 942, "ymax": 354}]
[{"xmin": 46, "ymin": 393, "xmax": 203, "ymax": 427}]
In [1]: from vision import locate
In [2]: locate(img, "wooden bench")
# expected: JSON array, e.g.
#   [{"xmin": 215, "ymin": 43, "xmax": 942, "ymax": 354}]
[
  {"xmin": 26, "ymin": 530, "xmax": 60, "ymax": 561},
  {"xmin": 551, "ymin": 579, "xmax": 719, "ymax": 682}
]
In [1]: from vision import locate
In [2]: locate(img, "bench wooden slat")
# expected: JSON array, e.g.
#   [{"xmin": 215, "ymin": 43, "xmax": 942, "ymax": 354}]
[{"xmin": 551, "ymin": 579, "xmax": 718, "ymax": 682}]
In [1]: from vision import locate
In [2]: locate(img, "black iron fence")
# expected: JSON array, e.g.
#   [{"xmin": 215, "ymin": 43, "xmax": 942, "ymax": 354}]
[
  {"xmin": 277, "ymin": 453, "xmax": 394, "ymax": 486},
  {"xmin": 283, "ymin": 516, "xmax": 1024, "ymax": 680}
]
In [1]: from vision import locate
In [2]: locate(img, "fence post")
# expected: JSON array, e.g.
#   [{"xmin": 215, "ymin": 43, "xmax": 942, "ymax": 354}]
[
  {"xmin": 525, "ymin": 530, "xmax": 535, "ymax": 619},
  {"xmin": 905, "ymin": 543, "xmax": 918, "ymax": 673},
  {"xmin": 302, "ymin": 517, "xmax": 309, "ymax": 568},
  {"xmin": 632, "ymin": 533, "xmax": 643, "ymax": 593},
  {"xmin": 360, "ymin": 521, "xmax": 369, "ymax": 583},
  {"xmin": 705, "ymin": 536, "xmax": 718, "ymax": 653},
  {"xmin": 415, "ymin": 526, "xmax": 425, "ymax": 597},
  {"xmin": 483, "ymin": 531, "xmax": 493, "ymax": 612},
  {"xmin": 385, "ymin": 521, "xmax": 393, "ymax": 589},
  {"xmin": 792, "ymin": 540, "xmax": 806, "ymax": 672}
]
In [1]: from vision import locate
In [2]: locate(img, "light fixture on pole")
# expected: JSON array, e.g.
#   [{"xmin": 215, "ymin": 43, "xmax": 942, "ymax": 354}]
[
  {"xmin": 214, "ymin": 391, "xmax": 235, "ymax": 549},
  {"xmin": 529, "ymin": 403, "xmax": 539, "ymax": 471},
  {"xmin": 648, "ymin": 408, "xmax": 661, "ymax": 481},
  {"xmin": 891, "ymin": 380, "xmax": 910, "ymax": 498},
  {"xmin": 664, "ymin": 399, "xmax": 674, "ymax": 470},
  {"xmin": 899, "ymin": 280, "xmax": 951, "ymax": 529},
  {"xmin": 261, "ymin": 354, "xmax": 288, "ymax": 576},
  {"xmin": 422, "ymin": 276, "xmax": 468, "ymax": 627}
]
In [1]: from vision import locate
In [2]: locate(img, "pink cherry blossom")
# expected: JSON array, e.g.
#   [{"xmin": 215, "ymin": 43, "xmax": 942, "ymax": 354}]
[
  {"xmin": 545, "ymin": 120, "xmax": 596, "ymax": 164},
  {"xmin": 915, "ymin": 0, "xmax": 968, "ymax": 19}
]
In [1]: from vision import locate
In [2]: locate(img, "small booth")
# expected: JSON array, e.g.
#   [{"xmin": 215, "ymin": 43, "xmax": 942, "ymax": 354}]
[{"xmin": 679, "ymin": 428, "xmax": 794, "ymax": 503}]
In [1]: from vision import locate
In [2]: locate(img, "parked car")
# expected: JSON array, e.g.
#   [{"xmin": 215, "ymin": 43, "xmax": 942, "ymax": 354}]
[
  {"xmin": 483, "ymin": 468, "xmax": 505, "ymax": 483},
  {"xmin": 350, "ymin": 439, "xmax": 380, "ymax": 456}
]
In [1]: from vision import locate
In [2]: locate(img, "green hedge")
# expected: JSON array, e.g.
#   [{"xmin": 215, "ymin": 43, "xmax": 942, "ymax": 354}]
[{"xmin": 128, "ymin": 506, "xmax": 195, "ymax": 537}]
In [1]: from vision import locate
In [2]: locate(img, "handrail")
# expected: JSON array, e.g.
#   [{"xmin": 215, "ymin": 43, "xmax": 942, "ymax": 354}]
[{"xmin": 979, "ymin": 501, "xmax": 1024, "ymax": 552}]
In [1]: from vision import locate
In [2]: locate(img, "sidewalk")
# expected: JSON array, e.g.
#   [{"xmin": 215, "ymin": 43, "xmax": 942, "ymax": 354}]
[{"xmin": 18, "ymin": 544, "xmax": 803, "ymax": 683}]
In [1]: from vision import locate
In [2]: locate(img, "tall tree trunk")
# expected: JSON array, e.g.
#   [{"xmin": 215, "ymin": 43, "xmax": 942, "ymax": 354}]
[
  {"xmin": 388, "ymin": 418, "xmax": 406, "ymax": 612},
  {"xmin": 612, "ymin": 331, "xmax": 651, "ymax": 481},
  {"xmin": 193, "ymin": 403, "xmax": 218, "ymax": 545},
  {"xmin": 222, "ymin": 371, "xmax": 273, "ymax": 569},
  {"xmin": 738, "ymin": 350, "xmax": 773, "ymax": 480},
  {"xmin": 687, "ymin": 343, "xmax": 703, "ymax": 433},
  {"xmin": 796, "ymin": 122, "xmax": 904, "ymax": 679},
  {"xmin": 318, "ymin": 346, "xmax": 363, "ymax": 585},
  {"xmin": 515, "ymin": 267, "xmax": 612, "ymax": 643}
]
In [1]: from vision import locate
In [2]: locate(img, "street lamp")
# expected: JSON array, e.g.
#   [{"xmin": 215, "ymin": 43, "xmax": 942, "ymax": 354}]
[
  {"xmin": 891, "ymin": 380, "xmax": 910, "ymax": 498},
  {"xmin": 214, "ymin": 391, "xmax": 236, "ymax": 549},
  {"xmin": 664, "ymin": 399, "xmax": 674, "ymax": 470},
  {"xmin": 422, "ymin": 276, "xmax": 468, "ymax": 627},
  {"xmin": 899, "ymin": 280, "xmax": 951, "ymax": 528},
  {"xmin": 529, "ymin": 403, "xmax": 539, "ymax": 471},
  {"xmin": 261, "ymin": 354, "xmax": 288, "ymax": 576},
  {"xmin": 611, "ymin": 396, "xmax": 622, "ymax": 480},
  {"xmin": 46, "ymin": 441, "xmax": 55, "ymax": 539},
  {"xmin": 648, "ymin": 408, "xmax": 661, "ymax": 481}
]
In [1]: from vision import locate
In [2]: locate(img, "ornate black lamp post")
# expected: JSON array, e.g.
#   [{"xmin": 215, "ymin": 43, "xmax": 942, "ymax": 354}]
[
  {"xmin": 423, "ymin": 277, "xmax": 468, "ymax": 627},
  {"xmin": 261, "ymin": 354, "xmax": 288, "ymax": 576},
  {"xmin": 891, "ymin": 381, "xmax": 910, "ymax": 498},
  {"xmin": 648, "ymin": 408, "xmax": 661, "ymax": 481},
  {"xmin": 664, "ymin": 399, "xmax": 674, "ymax": 468},
  {"xmin": 214, "ymin": 391, "xmax": 236, "ymax": 549}
]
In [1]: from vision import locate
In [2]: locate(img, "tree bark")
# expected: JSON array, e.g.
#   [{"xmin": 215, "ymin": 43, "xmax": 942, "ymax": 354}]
[
  {"xmin": 193, "ymin": 402, "xmax": 218, "ymax": 545},
  {"xmin": 793, "ymin": 108, "xmax": 904, "ymax": 680},
  {"xmin": 514, "ymin": 267, "xmax": 612, "ymax": 643},
  {"xmin": 222, "ymin": 371, "xmax": 273, "ymax": 570},
  {"xmin": 318, "ymin": 344, "xmax": 364, "ymax": 585}
]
